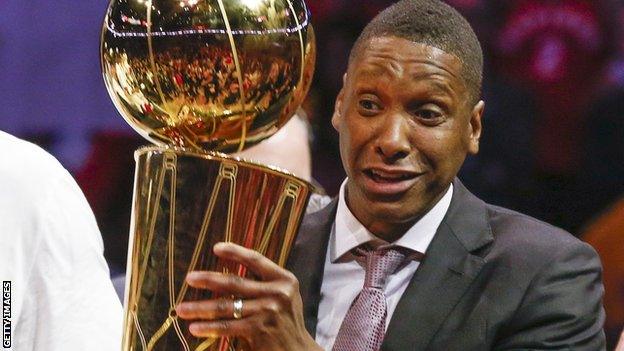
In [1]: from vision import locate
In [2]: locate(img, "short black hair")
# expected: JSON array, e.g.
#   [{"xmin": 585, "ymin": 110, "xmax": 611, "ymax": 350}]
[{"xmin": 349, "ymin": 0, "xmax": 484, "ymax": 104}]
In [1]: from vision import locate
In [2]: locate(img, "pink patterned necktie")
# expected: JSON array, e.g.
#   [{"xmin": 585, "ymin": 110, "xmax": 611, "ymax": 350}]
[{"xmin": 332, "ymin": 246, "xmax": 409, "ymax": 351}]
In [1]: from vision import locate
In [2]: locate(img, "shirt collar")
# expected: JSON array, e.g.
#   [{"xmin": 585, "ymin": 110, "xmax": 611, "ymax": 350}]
[{"xmin": 330, "ymin": 179, "xmax": 453, "ymax": 262}]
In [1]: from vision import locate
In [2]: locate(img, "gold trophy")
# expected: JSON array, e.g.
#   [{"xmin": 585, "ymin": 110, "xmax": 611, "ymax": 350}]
[{"xmin": 100, "ymin": 0, "xmax": 316, "ymax": 350}]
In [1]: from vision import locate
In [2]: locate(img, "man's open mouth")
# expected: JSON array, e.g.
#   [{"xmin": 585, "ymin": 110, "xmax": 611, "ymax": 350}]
[{"xmin": 363, "ymin": 168, "xmax": 418, "ymax": 183}]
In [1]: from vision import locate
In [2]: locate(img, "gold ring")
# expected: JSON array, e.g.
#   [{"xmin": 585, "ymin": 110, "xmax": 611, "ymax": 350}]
[{"xmin": 233, "ymin": 298, "xmax": 243, "ymax": 319}]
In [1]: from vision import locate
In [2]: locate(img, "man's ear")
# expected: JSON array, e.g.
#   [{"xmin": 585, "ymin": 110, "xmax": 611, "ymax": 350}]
[
  {"xmin": 331, "ymin": 74, "xmax": 348, "ymax": 132},
  {"xmin": 467, "ymin": 100, "xmax": 485, "ymax": 155}
]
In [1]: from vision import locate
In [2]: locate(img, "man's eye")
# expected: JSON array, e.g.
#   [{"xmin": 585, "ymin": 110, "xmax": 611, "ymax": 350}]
[
  {"xmin": 416, "ymin": 109, "xmax": 442, "ymax": 119},
  {"xmin": 358, "ymin": 99, "xmax": 380, "ymax": 111}
]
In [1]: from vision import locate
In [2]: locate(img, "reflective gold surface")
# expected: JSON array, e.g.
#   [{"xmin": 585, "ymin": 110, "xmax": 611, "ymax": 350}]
[
  {"xmin": 124, "ymin": 147, "xmax": 312, "ymax": 351},
  {"xmin": 101, "ymin": 1, "xmax": 316, "ymax": 349},
  {"xmin": 101, "ymin": 0, "xmax": 315, "ymax": 152}
]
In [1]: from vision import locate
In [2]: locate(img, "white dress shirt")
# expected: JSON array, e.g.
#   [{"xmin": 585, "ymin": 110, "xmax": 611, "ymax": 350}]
[
  {"xmin": 0, "ymin": 131, "xmax": 122, "ymax": 350},
  {"xmin": 315, "ymin": 180, "xmax": 453, "ymax": 350}
]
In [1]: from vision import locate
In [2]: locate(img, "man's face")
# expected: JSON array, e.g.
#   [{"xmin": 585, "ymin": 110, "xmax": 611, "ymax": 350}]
[{"xmin": 332, "ymin": 36, "xmax": 484, "ymax": 237}]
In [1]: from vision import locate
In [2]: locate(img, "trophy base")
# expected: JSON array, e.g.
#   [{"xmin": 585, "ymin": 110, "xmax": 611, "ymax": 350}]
[{"xmin": 122, "ymin": 146, "xmax": 312, "ymax": 351}]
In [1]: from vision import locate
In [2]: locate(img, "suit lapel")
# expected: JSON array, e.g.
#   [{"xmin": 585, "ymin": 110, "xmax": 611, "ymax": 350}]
[
  {"xmin": 382, "ymin": 180, "xmax": 493, "ymax": 350},
  {"xmin": 286, "ymin": 199, "xmax": 337, "ymax": 337}
]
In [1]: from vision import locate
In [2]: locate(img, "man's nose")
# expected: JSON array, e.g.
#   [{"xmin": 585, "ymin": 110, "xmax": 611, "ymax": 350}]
[{"xmin": 375, "ymin": 114, "xmax": 411, "ymax": 163}]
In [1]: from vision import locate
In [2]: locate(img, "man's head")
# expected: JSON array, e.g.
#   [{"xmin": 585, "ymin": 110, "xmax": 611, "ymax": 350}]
[
  {"xmin": 332, "ymin": 0, "xmax": 485, "ymax": 239},
  {"xmin": 349, "ymin": 0, "xmax": 483, "ymax": 104}
]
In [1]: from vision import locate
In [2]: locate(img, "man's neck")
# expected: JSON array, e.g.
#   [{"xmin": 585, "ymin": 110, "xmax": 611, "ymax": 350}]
[
  {"xmin": 365, "ymin": 221, "xmax": 416, "ymax": 243},
  {"xmin": 344, "ymin": 183, "xmax": 451, "ymax": 243}
]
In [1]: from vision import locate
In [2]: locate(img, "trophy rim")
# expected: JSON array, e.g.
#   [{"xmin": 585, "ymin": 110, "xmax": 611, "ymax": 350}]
[{"xmin": 135, "ymin": 145, "xmax": 316, "ymax": 190}]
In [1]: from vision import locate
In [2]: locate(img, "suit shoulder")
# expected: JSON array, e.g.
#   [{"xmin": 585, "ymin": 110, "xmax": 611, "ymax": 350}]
[{"xmin": 484, "ymin": 203, "xmax": 596, "ymax": 263}]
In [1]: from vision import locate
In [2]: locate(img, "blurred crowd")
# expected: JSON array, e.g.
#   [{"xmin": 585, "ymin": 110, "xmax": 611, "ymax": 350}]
[
  {"xmin": 1, "ymin": 0, "xmax": 624, "ymax": 348},
  {"xmin": 106, "ymin": 46, "xmax": 294, "ymax": 108}
]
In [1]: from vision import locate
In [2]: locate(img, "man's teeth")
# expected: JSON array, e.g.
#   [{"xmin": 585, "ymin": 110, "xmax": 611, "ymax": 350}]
[{"xmin": 370, "ymin": 170, "xmax": 412, "ymax": 180}]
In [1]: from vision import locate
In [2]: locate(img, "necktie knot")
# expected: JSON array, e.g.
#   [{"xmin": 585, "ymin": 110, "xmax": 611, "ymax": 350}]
[{"xmin": 357, "ymin": 246, "xmax": 408, "ymax": 289}]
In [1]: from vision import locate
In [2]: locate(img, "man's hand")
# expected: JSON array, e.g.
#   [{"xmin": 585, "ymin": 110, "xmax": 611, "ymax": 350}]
[{"xmin": 176, "ymin": 242, "xmax": 322, "ymax": 351}]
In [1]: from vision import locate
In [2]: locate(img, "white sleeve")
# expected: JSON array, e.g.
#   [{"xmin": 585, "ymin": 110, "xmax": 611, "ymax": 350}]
[{"xmin": 12, "ymin": 168, "xmax": 123, "ymax": 351}]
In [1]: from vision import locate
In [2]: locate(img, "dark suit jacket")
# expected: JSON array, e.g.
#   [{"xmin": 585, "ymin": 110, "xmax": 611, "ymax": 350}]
[{"xmin": 286, "ymin": 180, "xmax": 606, "ymax": 350}]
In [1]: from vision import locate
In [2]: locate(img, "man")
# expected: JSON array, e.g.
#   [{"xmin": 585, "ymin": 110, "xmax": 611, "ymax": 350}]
[
  {"xmin": 0, "ymin": 131, "xmax": 122, "ymax": 350},
  {"xmin": 176, "ymin": 0, "xmax": 606, "ymax": 349}
]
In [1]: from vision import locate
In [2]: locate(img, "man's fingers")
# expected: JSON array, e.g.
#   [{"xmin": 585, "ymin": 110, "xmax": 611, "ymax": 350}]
[
  {"xmin": 212, "ymin": 242, "xmax": 285, "ymax": 280},
  {"xmin": 188, "ymin": 318, "xmax": 252, "ymax": 338},
  {"xmin": 185, "ymin": 271, "xmax": 267, "ymax": 297},
  {"xmin": 176, "ymin": 298, "xmax": 235, "ymax": 320},
  {"xmin": 177, "ymin": 298, "xmax": 280, "ymax": 320}
]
